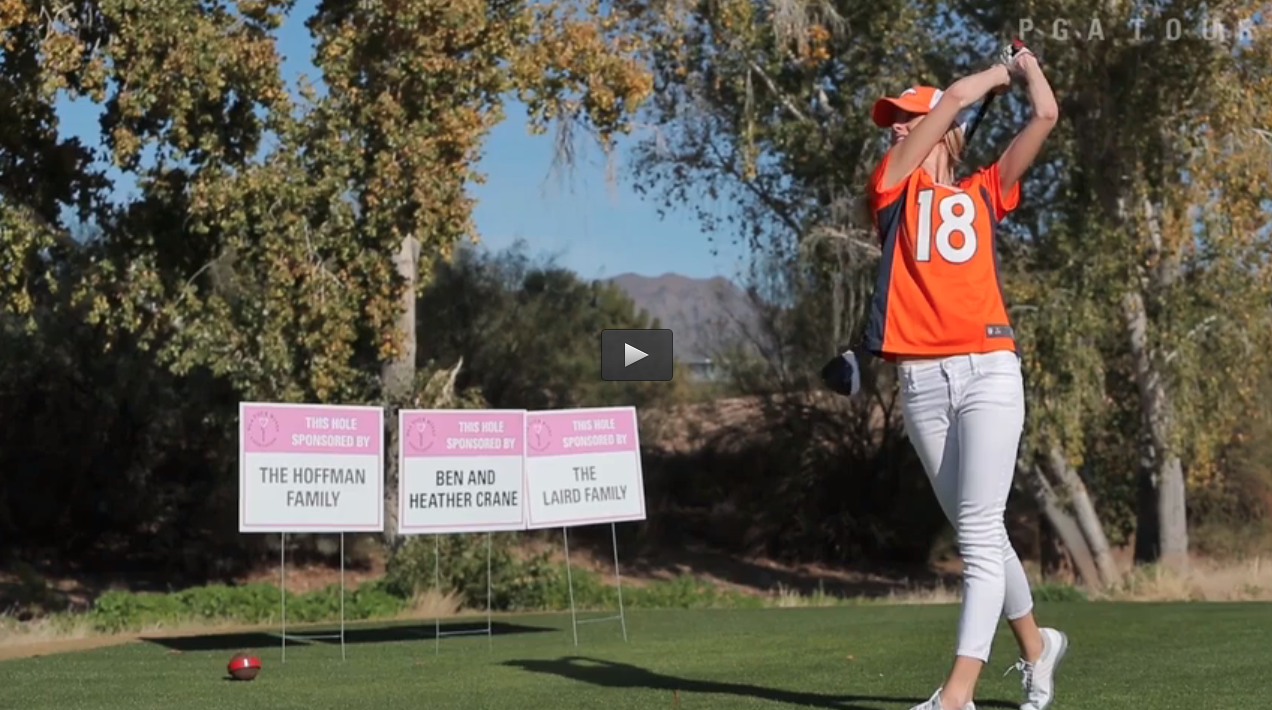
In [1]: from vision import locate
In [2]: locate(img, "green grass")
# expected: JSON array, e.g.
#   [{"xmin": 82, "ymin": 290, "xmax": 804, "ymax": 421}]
[{"xmin": 3, "ymin": 603, "xmax": 1270, "ymax": 709}]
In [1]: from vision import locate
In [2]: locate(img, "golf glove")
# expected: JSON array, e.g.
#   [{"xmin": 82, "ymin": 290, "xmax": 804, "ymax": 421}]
[{"xmin": 996, "ymin": 39, "xmax": 1035, "ymax": 71}]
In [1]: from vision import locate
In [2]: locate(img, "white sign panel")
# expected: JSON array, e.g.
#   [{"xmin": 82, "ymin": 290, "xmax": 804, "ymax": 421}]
[
  {"xmin": 239, "ymin": 402, "xmax": 384, "ymax": 532},
  {"xmin": 524, "ymin": 406, "xmax": 646, "ymax": 530},
  {"xmin": 398, "ymin": 409, "xmax": 526, "ymax": 533}
]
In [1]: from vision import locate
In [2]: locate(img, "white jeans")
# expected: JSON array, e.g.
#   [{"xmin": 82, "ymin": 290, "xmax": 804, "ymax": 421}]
[{"xmin": 898, "ymin": 350, "xmax": 1034, "ymax": 663}]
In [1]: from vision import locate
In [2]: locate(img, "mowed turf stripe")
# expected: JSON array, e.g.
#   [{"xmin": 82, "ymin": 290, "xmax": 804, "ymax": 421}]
[{"xmin": 2, "ymin": 603, "xmax": 1270, "ymax": 710}]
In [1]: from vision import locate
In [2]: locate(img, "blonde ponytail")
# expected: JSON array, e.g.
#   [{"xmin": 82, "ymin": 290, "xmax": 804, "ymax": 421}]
[{"xmin": 943, "ymin": 124, "xmax": 966, "ymax": 165}]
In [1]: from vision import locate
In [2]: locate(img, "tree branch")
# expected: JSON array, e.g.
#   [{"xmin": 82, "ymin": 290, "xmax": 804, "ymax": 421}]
[
  {"xmin": 704, "ymin": 137, "xmax": 806, "ymax": 239},
  {"xmin": 746, "ymin": 60, "xmax": 812, "ymax": 125},
  {"xmin": 1163, "ymin": 314, "xmax": 1219, "ymax": 364},
  {"xmin": 801, "ymin": 225, "xmax": 881, "ymax": 256}
]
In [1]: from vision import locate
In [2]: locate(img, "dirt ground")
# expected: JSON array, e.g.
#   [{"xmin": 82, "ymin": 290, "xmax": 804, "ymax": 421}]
[
  {"xmin": 0, "ymin": 635, "xmax": 134, "ymax": 662},
  {"xmin": 0, "ymin": 621, "xmax": 297, "ymax": 662}
]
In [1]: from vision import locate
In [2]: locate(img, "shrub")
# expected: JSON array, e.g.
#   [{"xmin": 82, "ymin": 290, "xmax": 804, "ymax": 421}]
[
  {"xmin": 1029, "ymin": 581, "xmax": 1088, "ymax": 603},
  {"xmin": 86, "ymin": 580, "xmax": 408, "ymax": 633}
]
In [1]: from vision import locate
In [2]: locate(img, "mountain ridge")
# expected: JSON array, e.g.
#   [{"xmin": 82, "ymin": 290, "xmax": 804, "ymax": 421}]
[{"xmin": 606, "ymin": 272, "xmax": 759, "ymax": 362}]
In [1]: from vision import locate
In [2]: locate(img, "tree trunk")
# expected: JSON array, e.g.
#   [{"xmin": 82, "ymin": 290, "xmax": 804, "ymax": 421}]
[
  {"xmin": 1132, "ymin": 427, "xmax": 1160, "ymax": 563},
  {"xmin": 1037, "ymin": 510, "xmax": 1069, "ymax": 581},
  {"xmin": 381, "ymin": 234, "xmax": 420, "ymax": 554},
  {"xmin": 1121, "ymin": 290, "xmax": 1189, "ymax": 572},
  {"xmin": 1020, "ymin": 463, "xmax": 1102, "ymax": 589},
  {"xmin": 1044, "ymin": 444, "xmax": 1122, "ymax": 587}
]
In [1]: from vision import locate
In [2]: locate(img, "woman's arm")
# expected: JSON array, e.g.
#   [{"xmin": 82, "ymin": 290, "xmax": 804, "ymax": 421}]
[
  {"xmin": 995, "ymin": 53, "xmax": 1059, "ymax": 193},
  {"xmin": 879, "ymin": 64, "xmax": 1013, "ymax": 191}
]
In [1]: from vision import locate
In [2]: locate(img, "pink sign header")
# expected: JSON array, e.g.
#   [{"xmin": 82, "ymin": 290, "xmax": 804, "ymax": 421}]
[
  {"xmin": 241, "ymin": 403, "xmax": 382, "ymax": 455},
  {"xmin": 524, "ymin": 407, "xmax": 639, "ymax": 458},
  {"xmin": 401, "ymin": 410, "xmax": 524, "ymax": 458}
]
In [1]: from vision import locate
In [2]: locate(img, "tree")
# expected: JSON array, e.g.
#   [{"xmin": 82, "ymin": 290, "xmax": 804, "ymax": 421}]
[
  {"xmin": 1011, "ymin": 264, "xmax": 1125, "ymax": 588},
  {"xmin": 299, "ymin": 0, "xmax": 654, "ymax": 549},
  {"xmin": 983, "ymin": 2, "xmax": 1272, "ymax": 571}
]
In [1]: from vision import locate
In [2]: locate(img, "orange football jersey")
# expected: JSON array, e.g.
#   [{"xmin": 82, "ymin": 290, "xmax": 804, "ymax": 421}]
[{"xmin": 863, "ymin": 151, "xmax": 1020, "ymax": 359}]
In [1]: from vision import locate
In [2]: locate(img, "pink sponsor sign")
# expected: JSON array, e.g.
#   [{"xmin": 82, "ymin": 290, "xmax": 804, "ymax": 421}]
[
  {"xmin": 401, "ymin": 410, "xmax": 523, "ymax": 458},
  {"xmin": 524, "ymin": 408, "xmax": 639, "ymax": 457},
  {"xmin": 239, "ymin": 402, "xmax": 384, "ymax": 533},
  {"xmin": 241, "ymin": 403, "xmax": 381, "ymax": 454},
  {"xmin": 397, "ymin": 409, "xmax": 526, "ymax": 533},
  {"xmin": 522, "ymin": 406, "xmax": 645, "ymax": 530}
]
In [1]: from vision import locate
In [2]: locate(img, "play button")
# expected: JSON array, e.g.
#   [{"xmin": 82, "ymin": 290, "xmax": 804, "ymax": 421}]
[
  {"xmin": 624, "ymin": 343, "xmax": 649, "ymax": 367},
  {"xmin": 600, "ymin": 329, "xmax": 674, "ymax": 381}
]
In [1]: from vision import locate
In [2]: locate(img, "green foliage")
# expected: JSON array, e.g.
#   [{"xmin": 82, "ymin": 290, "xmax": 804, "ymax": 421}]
[
  {"xmin": 283, "ymin": 582, "xmax": 405, "ymax": 623},
  {"xmin": 991, "ymin": 2, "xmax": 1272, "ymax": 560},
  {"xmin": 0, "ymin": 304, "xmax": 249, "ymax": 567},
  {"xmin": 77, "ymin": 554, "xmax": 769, "ymax": 633},
  {"xmin": 0, "ymin": 0, "xmax": 655, "ymax": 405},
  {"xmin": 382, "ymin": 532, "xmax": 760, "ymax": 612},
  {"xmin": 383, "ymin": 533, "xmax": 516, "ymax": 605},
  {"xmin": 631, "ymin": 575, "xmax": 766, "ymax": 610},
  {"xmin": 85, "ymin": 581, "xmax": 408, "ymax": 634},
  {"xmin": 1185, "ymin": 367, "xmax": 1272, "ymax": 557},
  {"xmin": 1028, "ymin": 581, "xmax": 1088, "ymax": 604}
]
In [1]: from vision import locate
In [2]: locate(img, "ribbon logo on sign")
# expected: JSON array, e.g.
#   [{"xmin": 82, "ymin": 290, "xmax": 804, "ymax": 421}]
[
  {"xmin": 247, "ymin": 411, "xmax": 279, "ymax": 447},
  {"xmin": 406, "ymin": 418, "xmax": 436, "ymax": 452},
  {"xmin": 527, "ymin": 419, "xmax": 552, "ymax": 452}
]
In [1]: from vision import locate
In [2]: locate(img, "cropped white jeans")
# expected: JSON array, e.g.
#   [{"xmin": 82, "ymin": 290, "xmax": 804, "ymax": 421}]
[{"xmin": 897, "ymin": 350, "xmax": 1033, "ymax": 663}]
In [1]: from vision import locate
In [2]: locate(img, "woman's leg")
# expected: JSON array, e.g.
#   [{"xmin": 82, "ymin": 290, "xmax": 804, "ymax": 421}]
[
  {"xmin": 1008, "ymin": 610, "xmax": 1044, "ymax": 662},
  {"xmin": 963, "ymin": 355, "xmax": 1067, "ymax": 710},
  {"xmin": 935, "ymin": 352, "xmax": 1027, "ymax": 708},
  {"xmin": 897, "ymin": 359, "xmax": 981, "ymax": 710},
  {"xmin": 1005, "ymin": 544, "xmax": 1043, "ymax": 661},
  {"xmin": 898, "ymin": 361, "xmax": 958, "ymax": 518},
  {"xmin": 905, "ymin": 356, "xmax": 1063, "ymax": 710},
  {"xmin": 920, "ymin": 429, "xmax": 1038, "ymax": 649}
]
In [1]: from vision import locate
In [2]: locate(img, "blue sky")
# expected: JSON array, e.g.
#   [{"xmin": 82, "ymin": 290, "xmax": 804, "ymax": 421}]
[
  {"xmin": 469, "ymin": 112, "xmax": 748, "ymax": 282},
  {"xmin": 51, "ymin": 0, "xmax": 749, "ymax": 282}
]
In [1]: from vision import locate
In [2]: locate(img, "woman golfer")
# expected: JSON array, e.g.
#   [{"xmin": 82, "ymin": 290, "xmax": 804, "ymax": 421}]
[{"xmin": 862, "ymin": 45, "xmax": 1066, "ymax": 710}]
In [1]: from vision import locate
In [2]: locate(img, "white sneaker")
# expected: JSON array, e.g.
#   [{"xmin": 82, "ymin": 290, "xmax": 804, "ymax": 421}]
[
  {"xmin": 908, "ymin": 687, "xmax": 975, "ymax": 710},
  {"xmin": 1006, "ymin": 627, "xmax": 1069, "ymax": 710}
]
